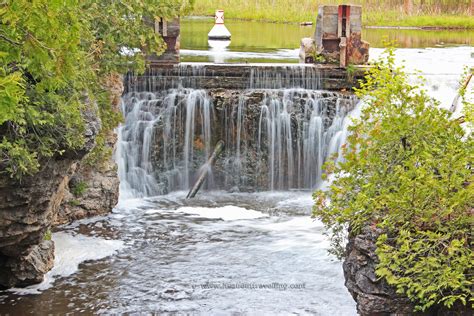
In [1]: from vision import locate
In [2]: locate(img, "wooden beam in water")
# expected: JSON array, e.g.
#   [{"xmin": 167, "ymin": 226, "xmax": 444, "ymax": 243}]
[{"xmin": 186, "ymin": 140, "xmax": 225, "ymax": 199}]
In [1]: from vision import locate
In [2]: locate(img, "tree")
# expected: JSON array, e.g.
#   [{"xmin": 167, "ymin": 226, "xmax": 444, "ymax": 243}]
[
  {"xmin": 313, "ymin": 48, "xmax": 473, "ymax": 311},
  {"xmin": 0, "ymin": 0, "xmax": 194, "ymax": 179}
]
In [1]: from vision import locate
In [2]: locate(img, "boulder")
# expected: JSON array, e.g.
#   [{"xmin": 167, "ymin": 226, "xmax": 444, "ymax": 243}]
[
  {"xmin": 343, "ymin": 226, "xmax": 415, "ymax": 315},
  {"xmin": 0, "ymin": 240, "xmax": 54, "ymax": 288}
]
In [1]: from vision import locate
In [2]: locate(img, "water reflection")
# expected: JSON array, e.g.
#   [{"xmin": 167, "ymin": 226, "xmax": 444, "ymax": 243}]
[
  {"xmin": 208, "ymin": 40, "xmax": 231, "ymax": 63},
  {"xmin": 181, "ymin": 18, "xmax": 473, "ymax": 63}
]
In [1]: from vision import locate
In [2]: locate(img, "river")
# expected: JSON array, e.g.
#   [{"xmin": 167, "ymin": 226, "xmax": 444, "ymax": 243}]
[{"xmin": 0, "ymin": 19, "xmax": 472, "ymax": 315}]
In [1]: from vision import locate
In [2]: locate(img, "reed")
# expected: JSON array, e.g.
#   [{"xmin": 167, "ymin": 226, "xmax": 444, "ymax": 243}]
[{"xmin": 191, "ymin": 0, "xmax": 473, "ymax": 28}]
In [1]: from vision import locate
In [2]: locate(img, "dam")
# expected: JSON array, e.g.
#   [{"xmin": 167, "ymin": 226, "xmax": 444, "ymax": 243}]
[{"xmin": 120, "ymin": 5, "xmax": 369, "ymax": 196}]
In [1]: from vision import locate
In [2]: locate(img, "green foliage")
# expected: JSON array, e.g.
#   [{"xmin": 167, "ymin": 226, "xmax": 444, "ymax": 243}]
[
  {"xmin": 0, "ymin": 0, "xmax": 194, "ymax": 180},
  {"xmin": 457, "ymin": 67, "xmax": 474, "ymax": 129},
  {"xmin": 311, "ymin": 52, "xmax": 326, "ymax": 64},
  {"xmin": 71, "ymin": 180, "xmax": 88, "ymax": 197},
  {"xmin": 68, "ymin": 199, "xmax": 81, "ymax": 207},
  {"xmin": 43, "ymin": 229, "xmax": 51, "ymax": 241},
  {"xmin": 313, "ymin": 48, "xmax": 473, "ymax": 311}
]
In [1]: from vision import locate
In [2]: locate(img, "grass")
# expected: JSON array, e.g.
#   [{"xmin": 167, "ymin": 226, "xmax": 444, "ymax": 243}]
[{"xmin": 190, "ymin": 0, "xmax": 474, "ymax": 28}]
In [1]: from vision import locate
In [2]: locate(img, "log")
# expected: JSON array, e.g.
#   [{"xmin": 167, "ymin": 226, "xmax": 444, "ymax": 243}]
[
  {"xmin": 186, "ymin": 140, "xmax": 225, "ymax": 199},
  {"xmin": 450, "ymin": 71, "xmax": 473, "ymax": 113}
]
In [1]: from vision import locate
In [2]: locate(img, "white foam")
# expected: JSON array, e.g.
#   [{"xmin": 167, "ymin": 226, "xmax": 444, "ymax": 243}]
[
  {"xmin": 181, "ymin": 48, "xmax": 299, "ymax": 61},
  {"xmin": 253, "ymin": 216, "xmax": 324, "ymax": 231},
  {"xmin": 276, "ymin": 194, "xmax": 314, "ymax": 208},
  {"xmin": 10, "ymin": 232, "xmax": 124, "ymax": 294},
  {"xmin": 177, "ymin": 205, "xmax": 268, "ymax": 221},
  {"xmin": 115, "ymin": 197, "xmax": 153, "ymax": 209}
]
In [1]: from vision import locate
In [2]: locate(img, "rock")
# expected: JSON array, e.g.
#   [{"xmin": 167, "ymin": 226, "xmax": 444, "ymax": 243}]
[
  {"xmin": 299, "ymin": 37, "xmax": 316, "ymax": 63},
  {"xmin": 344, "ymin": 226, "xmax": 472, "ymax": 315},
  {"xmin": 229, "ymin": 186, "xmax": 240, "ymax": 193},
  {"xmin": 0, "ymin": 73, "xmax": 123, "ymax": 288},
  {"xmin": 55, "ymin": 73, "xmax": 123, "ymax": 225},
  {"xmin": 54, "ymin": 158, "xmax": 119, "ymax": 225},
  {"xmin": 343, "ymin": 226, "xmax": 415, "ymax": 315},
  {"xmin": 0, "ymin": 240, "xmax": 54, "ymax": 288},
  {"xmin": 0, "ymin": 111, "xmax": 98, "ymax": 288}
]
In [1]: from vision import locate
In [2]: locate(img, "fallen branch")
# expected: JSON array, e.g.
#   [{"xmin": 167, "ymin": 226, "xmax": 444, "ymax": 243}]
[{"xmin": 186, "ymin": 140, "xmax": 225, "ymax": 199}]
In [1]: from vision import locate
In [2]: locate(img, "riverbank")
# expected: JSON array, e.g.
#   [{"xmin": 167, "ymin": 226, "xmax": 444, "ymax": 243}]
[{"xmin": 191, "ymin": 1, "xmax": 474, "ymax": 29}]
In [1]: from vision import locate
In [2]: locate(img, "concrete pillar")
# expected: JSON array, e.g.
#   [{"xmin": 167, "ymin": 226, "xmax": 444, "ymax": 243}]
[{"xmin": 148, "ymin": 17, "xmax": 180, "ymax": 65}]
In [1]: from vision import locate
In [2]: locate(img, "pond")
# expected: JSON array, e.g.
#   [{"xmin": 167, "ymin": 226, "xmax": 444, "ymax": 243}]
[{"xmin": 181, "ymin": 17, "xmax": 474, "ymax": 63}]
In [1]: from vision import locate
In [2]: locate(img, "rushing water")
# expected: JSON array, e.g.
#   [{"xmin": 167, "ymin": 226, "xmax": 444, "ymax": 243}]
[
  {"xmin": 118, "ymin": 86, "xmax": 355, "ymax": 195},
  {"xmin": 0, "ymin": 19, "xmax": 472, "ymax": 315}
]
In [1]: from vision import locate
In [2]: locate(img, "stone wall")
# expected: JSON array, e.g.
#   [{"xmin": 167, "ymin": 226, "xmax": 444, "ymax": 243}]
[{"xmin": 125, "ymin": 63, "xmax": 368, "ymax": 93}]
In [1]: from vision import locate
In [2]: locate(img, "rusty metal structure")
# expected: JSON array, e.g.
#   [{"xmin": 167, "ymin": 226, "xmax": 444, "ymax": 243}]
[{"xmin": 300, "ymin": 5, "xmax": 369, "ymax": 67}]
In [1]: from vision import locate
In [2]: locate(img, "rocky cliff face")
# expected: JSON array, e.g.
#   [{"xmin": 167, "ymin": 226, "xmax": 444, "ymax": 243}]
[
  {"xmin": 0, "ymin": 117, "xmax": 99, "ymax": 288},
  {"xmin": 0, "ymin": 73, "xmax": 123, "ymax": 288},
  {"xmin": 343, "ymin": 226, "xmax": 415, "ymax": 315},
  {"xmin": 344, "ymin": 226, "xmax": 472, "ymax": 315},
  {"xmin": 53, "ymin": 155, "xmax": 119, "ymax": 226},
  {"xmin": 55, "ymin": 74, "xmax": 123, "ymax": 225}
]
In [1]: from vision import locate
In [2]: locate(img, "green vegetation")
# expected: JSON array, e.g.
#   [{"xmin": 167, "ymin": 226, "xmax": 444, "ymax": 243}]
[
  {"xmin": 68, "ymin": 199, "xmax": 81, "ymax": 207},
  {"xmin": 0, "ymin": 0, "xmax": 194, "ymax": 180},
  {"xmin": 43, "ymin": 229, "xmax": 51, "ymax": 241},
  {"xmin": 71, "ymin": 180, "xmax": 88, "ymax": 197},
  {"xmin": 313, "ymin": 49, "xmax": 473, "ymax": 311},
  {"xmin": 191, "ymin": 0, "xmax": 473, "ymax": 28}
]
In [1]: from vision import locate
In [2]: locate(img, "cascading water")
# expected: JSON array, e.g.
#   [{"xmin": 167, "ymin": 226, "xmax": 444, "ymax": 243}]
[
  {"xmin": 117, "ymin": 89, "xmax": 214, "ymax": 198},
  {"xmin": 256, "ymin": 90, "xmax": 353, "ymax": 190},
  {"xmin": 117, "ymin": 66, "xmax": 356, "ymax": 197}
]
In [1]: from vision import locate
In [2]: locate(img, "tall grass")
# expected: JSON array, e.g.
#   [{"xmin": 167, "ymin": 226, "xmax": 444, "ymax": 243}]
[{"xmin": 191, "ymin": 0, "xmax": 473, "ymax": 28}]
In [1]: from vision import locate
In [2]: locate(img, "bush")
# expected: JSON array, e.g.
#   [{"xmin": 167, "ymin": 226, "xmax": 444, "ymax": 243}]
[
  {"xmin": 313, "ymin": 48, "xmax": 473, "ymax": 311},
  {"xmin": 71, "ymin": 181, "xmax": 88, "ymax": 197},
  {"xmin": 0, "ymin": 1, "xmax": 194, "ymax": 180}
]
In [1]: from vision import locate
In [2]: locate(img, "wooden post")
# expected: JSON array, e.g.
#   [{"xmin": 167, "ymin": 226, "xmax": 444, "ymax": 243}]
[{"xmin": 186, "ymin": 140, "xmax": 225, "ymax": 199}]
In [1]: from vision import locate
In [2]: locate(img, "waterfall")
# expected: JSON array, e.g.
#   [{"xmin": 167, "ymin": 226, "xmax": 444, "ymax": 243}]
[
  {"xmin": 255, "ymin": 90, "xmax": 353, "ymax": 190},
  {"xmin": 117, "ymin": 71, "xmax": 356, "ymax": 198},
  {"xmin": 249, "ymin": 66, "xmax": 321, "ymax": 90},
  {"xmin": 117, "ymin": 89, "xmax": 214, "ymax": 198}
]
